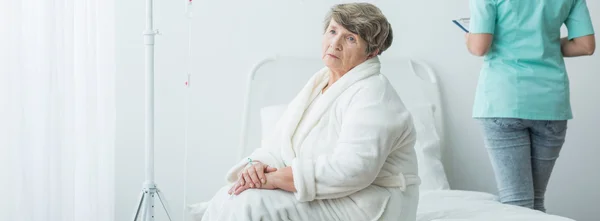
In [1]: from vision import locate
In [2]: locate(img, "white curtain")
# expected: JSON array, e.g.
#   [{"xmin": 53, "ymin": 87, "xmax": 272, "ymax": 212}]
[{"xmin": 0, "ymin": 0, "xmax": 116, "ymax": 220}]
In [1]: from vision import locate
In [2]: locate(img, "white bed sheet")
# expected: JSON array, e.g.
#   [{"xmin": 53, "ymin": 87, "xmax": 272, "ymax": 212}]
[{"xmin": 417, "ymin": 190, "xmax": 575, "ymax": 221}]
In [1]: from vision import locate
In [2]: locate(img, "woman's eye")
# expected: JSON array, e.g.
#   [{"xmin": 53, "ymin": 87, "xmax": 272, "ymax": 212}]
[
  {"xmin": 329, "ymin": 30, "xmax": 336, "ymax": 34},
  {"xmin": 348, "ymin": 36, "xmax": 355, "ymax": 42}
]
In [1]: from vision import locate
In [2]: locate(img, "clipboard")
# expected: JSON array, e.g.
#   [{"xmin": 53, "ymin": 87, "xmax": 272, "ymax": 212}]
[{"xmin": 452, "ymin": 18, "xmax": 470, "ymax": 33}]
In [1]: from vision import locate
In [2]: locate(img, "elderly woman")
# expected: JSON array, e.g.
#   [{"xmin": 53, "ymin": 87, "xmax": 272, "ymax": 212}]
[{"xmin": 190, "ymin": 3, "xmax": 420, "ymax": 221}]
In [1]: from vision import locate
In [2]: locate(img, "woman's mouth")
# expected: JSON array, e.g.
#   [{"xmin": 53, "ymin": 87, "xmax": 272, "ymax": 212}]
[{"xmin": 327, "ymin": 54, "xmax": 339, "ymax": 59}]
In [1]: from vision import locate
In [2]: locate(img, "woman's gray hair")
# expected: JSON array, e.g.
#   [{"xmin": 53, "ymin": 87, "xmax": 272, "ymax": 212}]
[{"xmin": 323, "ymin": 3, "xmax": 393, "ymax": 55}]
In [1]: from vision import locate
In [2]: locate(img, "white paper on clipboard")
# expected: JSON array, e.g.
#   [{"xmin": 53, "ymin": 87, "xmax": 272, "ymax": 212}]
[{"xmin": 452, "ymin": 18, "xmax": 470, "ymax": 33}]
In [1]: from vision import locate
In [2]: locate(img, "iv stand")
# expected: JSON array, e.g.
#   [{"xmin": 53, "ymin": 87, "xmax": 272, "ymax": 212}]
[{"xmin": 132, "ymin": 0, "xmax": 173, "ymax": 220}]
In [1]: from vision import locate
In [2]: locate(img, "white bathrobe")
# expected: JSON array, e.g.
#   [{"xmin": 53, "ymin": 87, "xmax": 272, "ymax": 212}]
[{"xmin": 191, "ymin": 57, "xmax": 421, "ymax": 221}]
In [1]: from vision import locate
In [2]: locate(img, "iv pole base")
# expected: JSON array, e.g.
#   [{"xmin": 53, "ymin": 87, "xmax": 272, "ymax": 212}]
[{"xmin": 132, "ymin": 182, "xmax": 173, "ymax": 221}]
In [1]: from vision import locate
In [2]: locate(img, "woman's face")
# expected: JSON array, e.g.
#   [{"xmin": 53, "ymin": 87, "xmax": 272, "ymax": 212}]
[{"xmin": 321, "ymin": 19, "xmax": 375, "ymax": 74}]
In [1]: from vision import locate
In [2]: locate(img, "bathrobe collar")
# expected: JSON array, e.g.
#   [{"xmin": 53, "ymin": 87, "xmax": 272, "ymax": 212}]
[{"xmin": 276, "ymin": 57, "xmax": 382, "ymax": 164}]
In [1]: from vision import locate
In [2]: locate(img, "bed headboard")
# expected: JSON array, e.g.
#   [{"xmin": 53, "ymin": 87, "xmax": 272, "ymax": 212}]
[{"xmin": 238, "ymin": 55, "xmax": 444, "ymax": 159}]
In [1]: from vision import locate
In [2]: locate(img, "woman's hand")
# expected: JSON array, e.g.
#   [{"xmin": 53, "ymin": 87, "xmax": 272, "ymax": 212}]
[
  {"xmin": 227, "ymin": 166, "xmax": 297, "ymax": 196},
  {"xmin": 230, "ymin": 172, "xmax": 278, "ymax": 195},
  {"xmin": 227, "ymin": 161, "xmax": 277, "ymax": 194},
  {"xmin": 242, "ymin": 161, "xmax": 277, "ymax": 188}
]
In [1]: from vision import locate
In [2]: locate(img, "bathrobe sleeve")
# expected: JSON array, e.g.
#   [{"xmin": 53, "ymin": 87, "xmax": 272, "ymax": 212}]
[{"xmin": 291, "ymin": 87, "xmax": 413, "ymax": 202}]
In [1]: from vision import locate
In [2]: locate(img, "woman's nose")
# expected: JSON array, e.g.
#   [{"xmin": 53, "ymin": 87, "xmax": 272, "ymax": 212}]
[{"xmin": 330, "ymin": 37, "xmax": 342, "ymax": 50}]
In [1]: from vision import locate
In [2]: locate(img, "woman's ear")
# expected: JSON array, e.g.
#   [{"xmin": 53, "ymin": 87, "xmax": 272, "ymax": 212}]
[{"xmin": 367, "ymin": 49, "xmax": 379, "ymax": 59}]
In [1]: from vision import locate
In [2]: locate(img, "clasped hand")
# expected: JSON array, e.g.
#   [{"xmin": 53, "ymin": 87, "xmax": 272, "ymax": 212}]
[{"xmin": 228, "ymin": 161, "xmax": 278, "ymax": 195}]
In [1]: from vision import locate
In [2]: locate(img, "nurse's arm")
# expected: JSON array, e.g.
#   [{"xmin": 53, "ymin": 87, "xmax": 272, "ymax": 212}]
[
  {"xmin": 466, "ymin": 33, "xmax": 493, "ymax": 56},
  {"xmin": 561, "ymin": 35, "xmax": 596, "ymax": 57}
]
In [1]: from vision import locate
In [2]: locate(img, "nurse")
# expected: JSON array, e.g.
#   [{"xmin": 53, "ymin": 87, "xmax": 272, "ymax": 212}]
[{"xmin": 465, "ymin": 0, "xmax": 595, "ymax": 212}]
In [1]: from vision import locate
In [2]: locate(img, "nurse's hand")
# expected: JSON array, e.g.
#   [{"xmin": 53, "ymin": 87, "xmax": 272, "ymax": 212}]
[{"xmin": 465, "ymin": 33, "xmax": 470, "ymax": 43}]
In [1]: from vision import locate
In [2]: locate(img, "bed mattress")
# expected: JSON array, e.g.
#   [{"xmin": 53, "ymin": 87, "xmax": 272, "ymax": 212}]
[{"xmin": 417, "ymin": 190, "xmax": 575, "ymax": 221}]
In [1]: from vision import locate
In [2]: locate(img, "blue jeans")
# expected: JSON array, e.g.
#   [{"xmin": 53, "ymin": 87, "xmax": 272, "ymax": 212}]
[{"xmin": 478, "ymin": 118, "xmax": 567, "ymax": 212}]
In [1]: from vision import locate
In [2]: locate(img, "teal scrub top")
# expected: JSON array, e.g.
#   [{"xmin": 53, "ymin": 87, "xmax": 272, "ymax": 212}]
[{"xmin": 469, "ymin": 0, "xmax": 595, "ymax": 120}]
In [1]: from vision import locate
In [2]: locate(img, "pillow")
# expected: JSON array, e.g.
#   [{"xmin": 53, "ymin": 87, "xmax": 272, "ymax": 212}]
[
  {"xmin": 408, "ymin": 103, "xmax": 450, "ymax": 192},
  {"xmin": 258, "ymin": 103, "xmax": 450, "ymax": 192},
  {"xmin": 260, "ymin": 104, "xmax": 287, "ymax": 141}
]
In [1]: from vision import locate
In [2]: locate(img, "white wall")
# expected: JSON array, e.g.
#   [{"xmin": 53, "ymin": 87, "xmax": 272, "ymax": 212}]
[{"xmin": 116, "ymin": 1, "xmax": 600, "ymax": 221}]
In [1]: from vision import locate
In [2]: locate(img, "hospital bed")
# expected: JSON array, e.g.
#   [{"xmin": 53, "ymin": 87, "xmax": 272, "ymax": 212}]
[{"xmin": 238, "ymin": 55, "xmax": 576, "ymax": 221}]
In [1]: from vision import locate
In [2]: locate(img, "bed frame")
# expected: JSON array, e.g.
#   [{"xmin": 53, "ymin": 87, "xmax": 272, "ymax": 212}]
[{"xmin": 238, "ymin": 55, "xmax": 444, "ymax": 160}]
